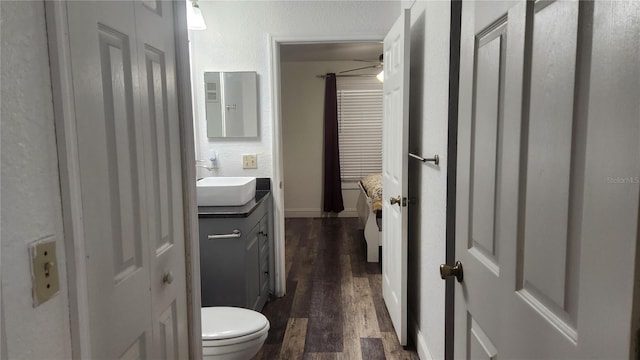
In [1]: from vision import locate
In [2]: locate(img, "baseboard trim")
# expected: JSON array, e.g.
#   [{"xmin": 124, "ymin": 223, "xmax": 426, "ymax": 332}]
[
  {"xmin": 410, "ymin": 312, "xmax": 435, "ymax": 360},
  {"xmin": 285, "ymin": 208, "xmax": 358, "ymax": 218}
]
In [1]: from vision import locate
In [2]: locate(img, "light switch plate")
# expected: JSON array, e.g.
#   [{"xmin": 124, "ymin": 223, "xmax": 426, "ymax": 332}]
[
  {"xmin": 30, "ymin": 237, "xmax": 60, "ymax": 306},
  {"xmin": 243, "ymin": 154, "xmax": 257, "ymax": 169}
]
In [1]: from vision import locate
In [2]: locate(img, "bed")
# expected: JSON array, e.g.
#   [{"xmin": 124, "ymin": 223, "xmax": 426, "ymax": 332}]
[{"xmin": 357, "ymin": 173, "xmax": 383, "ymax": 262}]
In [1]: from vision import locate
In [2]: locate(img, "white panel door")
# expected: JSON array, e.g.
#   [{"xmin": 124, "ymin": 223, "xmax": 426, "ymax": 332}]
[
  {"xmin": 454, "ymin": 1, "xmax": 639, "ymax": 358},
  {"xmin": 382, "ymin": 8, "xmax": 410, "ymax": 346},
  {"xmin": 66, "ymin": 1, "xmax": 188, "ymax": 358},
  {"xmin": 134, "ymin": 1, "xmax": 188, "ymax": 359}
]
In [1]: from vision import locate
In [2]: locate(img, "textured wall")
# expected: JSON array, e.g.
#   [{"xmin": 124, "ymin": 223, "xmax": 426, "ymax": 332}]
[
  {"xmin": 406, "ymin": 1, "xmax": 451, "ymax": 359},
  {"xmin": 190, "ymin": 1, "xmax": 399, "ymax": 179},
  {"xmin": 0, "ymin": 1, "xmax": 73, "ymax": 358},
  {"xmin": 281, "ymin": 60, "xmax": 380, "ymax": 217}
]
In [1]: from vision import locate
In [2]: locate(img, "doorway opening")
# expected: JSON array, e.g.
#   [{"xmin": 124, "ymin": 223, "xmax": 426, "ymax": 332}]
[
  {"xmin": 272, "ymin": 40, "xmax": 385, "ymax": 279},
  {"xmin": 279, "ymin": 41, "xmax": 384, "ymax": 219}
]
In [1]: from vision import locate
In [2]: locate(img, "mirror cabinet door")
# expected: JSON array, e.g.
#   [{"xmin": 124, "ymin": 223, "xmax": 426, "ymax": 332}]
[{"xmin": 204, "ymin": 71, "xmax": 258, "ymax": 138}]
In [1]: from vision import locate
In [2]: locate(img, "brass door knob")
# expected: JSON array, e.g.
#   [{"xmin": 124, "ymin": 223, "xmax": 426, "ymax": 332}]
[
  {"xmin": 390, "ymin": 196, "xmax": 402, "ymax": 206},
  {"xmin": 163, "ymin": 271, "xmax": 174, "ymax": 285},
  {"xmin": 440, "ymin": 261, "xmax": 463, "ymax": 282}
]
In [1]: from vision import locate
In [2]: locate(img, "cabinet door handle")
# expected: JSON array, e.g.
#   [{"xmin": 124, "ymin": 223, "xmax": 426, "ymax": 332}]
[{"xmin": 208, "ymin": 229, "xmax": 241, "ymax": 239}]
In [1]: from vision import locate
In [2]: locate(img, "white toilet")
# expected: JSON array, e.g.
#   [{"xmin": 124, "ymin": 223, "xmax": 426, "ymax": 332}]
[{"xmin": 201, "ymin": 307, "xmax": 270, "ymax": 360}]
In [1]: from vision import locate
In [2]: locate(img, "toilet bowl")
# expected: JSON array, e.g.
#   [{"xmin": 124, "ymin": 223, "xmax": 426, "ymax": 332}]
[{"xmin": 201, "ymin": 307, "xmax": 270, "ymax": 360}]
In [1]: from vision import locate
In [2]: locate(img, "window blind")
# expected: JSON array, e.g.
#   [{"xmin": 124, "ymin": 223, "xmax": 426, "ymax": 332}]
[{"xmin": 336, "ymin": 77, "xmax": 383, "ymax": 182}]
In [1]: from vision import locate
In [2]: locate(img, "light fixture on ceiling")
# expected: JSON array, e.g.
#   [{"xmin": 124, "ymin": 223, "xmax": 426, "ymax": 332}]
[
  {"xmin": 376, "ymin": 54, "xmax": 384, "ymax": 82},
  {"xmin": 187, "ymin": 0, "xmax": 207, "ymax": 31},
  {"xmin": 338, "ymin": 52, "xmax": 384, "ymax": 81}
]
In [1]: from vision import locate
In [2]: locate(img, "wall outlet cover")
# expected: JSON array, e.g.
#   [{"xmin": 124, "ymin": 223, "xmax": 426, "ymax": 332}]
[
  {"xmin": 30, "ymin": 237, "xmax": 60, "ymax": 307},
  {"xmin": 243, "ymin": 154, "xmax": 257, "ymax": 169}
]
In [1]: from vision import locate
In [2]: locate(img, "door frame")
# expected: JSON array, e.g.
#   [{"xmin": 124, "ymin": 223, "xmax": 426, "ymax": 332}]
[
  {"xmin": 44, "ymin": 2, "xmax": 202, "ymax": 359},
  {"xmin": 444, "ymin": 2, "xmax": 462, "ymax": 360},
  {"xmin": 268, "ymin": 34, "xmax": 386, "ymax": 297}
]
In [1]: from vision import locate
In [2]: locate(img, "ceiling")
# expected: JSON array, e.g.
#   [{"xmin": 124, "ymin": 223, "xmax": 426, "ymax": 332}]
[{"xmin": 280, "ymin": 42, "xmax": 383, "ymax": 62}]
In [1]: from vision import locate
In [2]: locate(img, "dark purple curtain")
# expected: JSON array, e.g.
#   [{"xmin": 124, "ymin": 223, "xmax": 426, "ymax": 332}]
[{"xmin": 323, "ymin": 73, "xmax": 344, "ymax": 213}]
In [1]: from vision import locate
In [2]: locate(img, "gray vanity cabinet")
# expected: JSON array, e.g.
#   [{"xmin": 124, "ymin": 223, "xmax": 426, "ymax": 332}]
[{"xmin": 199, "ymin": 193, "xmax": 271, "ymax": 311}]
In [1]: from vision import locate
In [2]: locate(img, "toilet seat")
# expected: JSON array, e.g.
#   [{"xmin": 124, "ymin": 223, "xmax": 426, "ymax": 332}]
[{"xmin": 201, "ymin": 307, "xmax": 270, "ymax": 347}]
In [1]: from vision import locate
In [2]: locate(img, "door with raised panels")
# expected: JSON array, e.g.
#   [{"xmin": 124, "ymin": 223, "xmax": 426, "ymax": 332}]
[
  {"xmin": 454, "ymin": 0, "xmax": 639, "ymax": 358},
  {"xmin": 381, "ymin": 8, "xmax": 410, "ymax": 346},
  {"xmin": 66, "ymin": 1, "xmax": 188, "ymax": 358}
]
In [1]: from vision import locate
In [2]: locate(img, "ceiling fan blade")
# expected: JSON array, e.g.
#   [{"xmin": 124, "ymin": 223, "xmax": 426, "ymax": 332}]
[{"xmin": 339, "ymin": 64, "xmax": 382, "ymax": 74}]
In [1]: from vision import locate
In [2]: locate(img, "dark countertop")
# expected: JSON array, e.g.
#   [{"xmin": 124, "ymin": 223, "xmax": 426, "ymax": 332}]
[{"xmin": 197, "ymin": 178, "xmax": 271, "ymax": 218}]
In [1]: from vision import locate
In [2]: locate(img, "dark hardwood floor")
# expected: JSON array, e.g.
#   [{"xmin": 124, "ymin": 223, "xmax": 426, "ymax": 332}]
[{"xmin": 253, "ymin": 218, "xmax": 419, "ymax": 360}]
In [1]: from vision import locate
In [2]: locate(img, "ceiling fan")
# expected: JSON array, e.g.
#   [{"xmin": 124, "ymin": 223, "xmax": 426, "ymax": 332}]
[{"xmin": 339, "ymin": 54, "xmax": 383, "ymax": 74}]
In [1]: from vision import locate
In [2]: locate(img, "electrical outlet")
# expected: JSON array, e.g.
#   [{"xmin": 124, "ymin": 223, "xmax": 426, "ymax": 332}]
[
  {"xmin": 243, "ymin": 154, "xmax": 257, "ymax": 169},
  {"xmin": 30, "ymin": 237, "xmax": 60, "ymax": 306}
]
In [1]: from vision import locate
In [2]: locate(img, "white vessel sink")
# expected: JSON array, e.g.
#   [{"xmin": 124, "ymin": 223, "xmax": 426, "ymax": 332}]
[{"xmin": 196, "ymin": 177, "xmax": 256, "ymax": 206}]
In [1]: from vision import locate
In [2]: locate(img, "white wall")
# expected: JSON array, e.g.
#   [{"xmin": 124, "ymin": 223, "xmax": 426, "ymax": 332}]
[
  {"xmin": 0, "ymin": 1, "xmax": 73, "ymax": 358},
  {"xmin": 190, "ymin": 1, "xmax": 400, "ymax": 179},
  {"xmin": 281, "ymin": 60, "xmax": 380, "ymax": 218},
  {"xmin": 406, "ymin": 1, "xmax": 451, "ymax": 359}
]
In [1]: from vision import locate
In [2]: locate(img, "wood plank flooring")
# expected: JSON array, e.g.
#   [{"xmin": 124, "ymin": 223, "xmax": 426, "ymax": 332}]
[{"xmin": 253, "ymin": 218, "xmax": 419, "ymax": 360}]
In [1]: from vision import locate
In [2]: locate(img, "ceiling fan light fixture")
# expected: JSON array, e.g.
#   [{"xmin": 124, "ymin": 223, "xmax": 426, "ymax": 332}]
[
  {"xmin": 376, "ymin": 53, "xmax": 384, "ymax": 82},
  {"xmin": 188, "ymin": 0, "xmax": 207, "ymax": 30}
]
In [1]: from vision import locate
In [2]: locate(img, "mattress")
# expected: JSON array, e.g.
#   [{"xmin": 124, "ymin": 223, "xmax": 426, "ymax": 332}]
[{"xmin": 360, "ymin": 173, "xmax": 383, "ymax": 212}]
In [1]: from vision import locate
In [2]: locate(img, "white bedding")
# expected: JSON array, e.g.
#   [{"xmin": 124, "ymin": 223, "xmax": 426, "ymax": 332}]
[{"xmin": 357, "ymin": 176, "xmax": 382, "ymax": 262}]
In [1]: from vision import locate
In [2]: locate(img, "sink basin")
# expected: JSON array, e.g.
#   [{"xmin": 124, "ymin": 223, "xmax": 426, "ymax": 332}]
[{"xmin": 196, "ymin": 177, "xmax": 256, "ymax": 206}]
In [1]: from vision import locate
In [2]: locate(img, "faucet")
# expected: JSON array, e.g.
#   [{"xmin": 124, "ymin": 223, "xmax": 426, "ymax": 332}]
[
  {"xmin": 196, "ymin": 153, "xmax": 218, "ymax": 171},
  {"xmin": 196, "ymin": 164, "xmax": 215, "ymax": 171}
]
